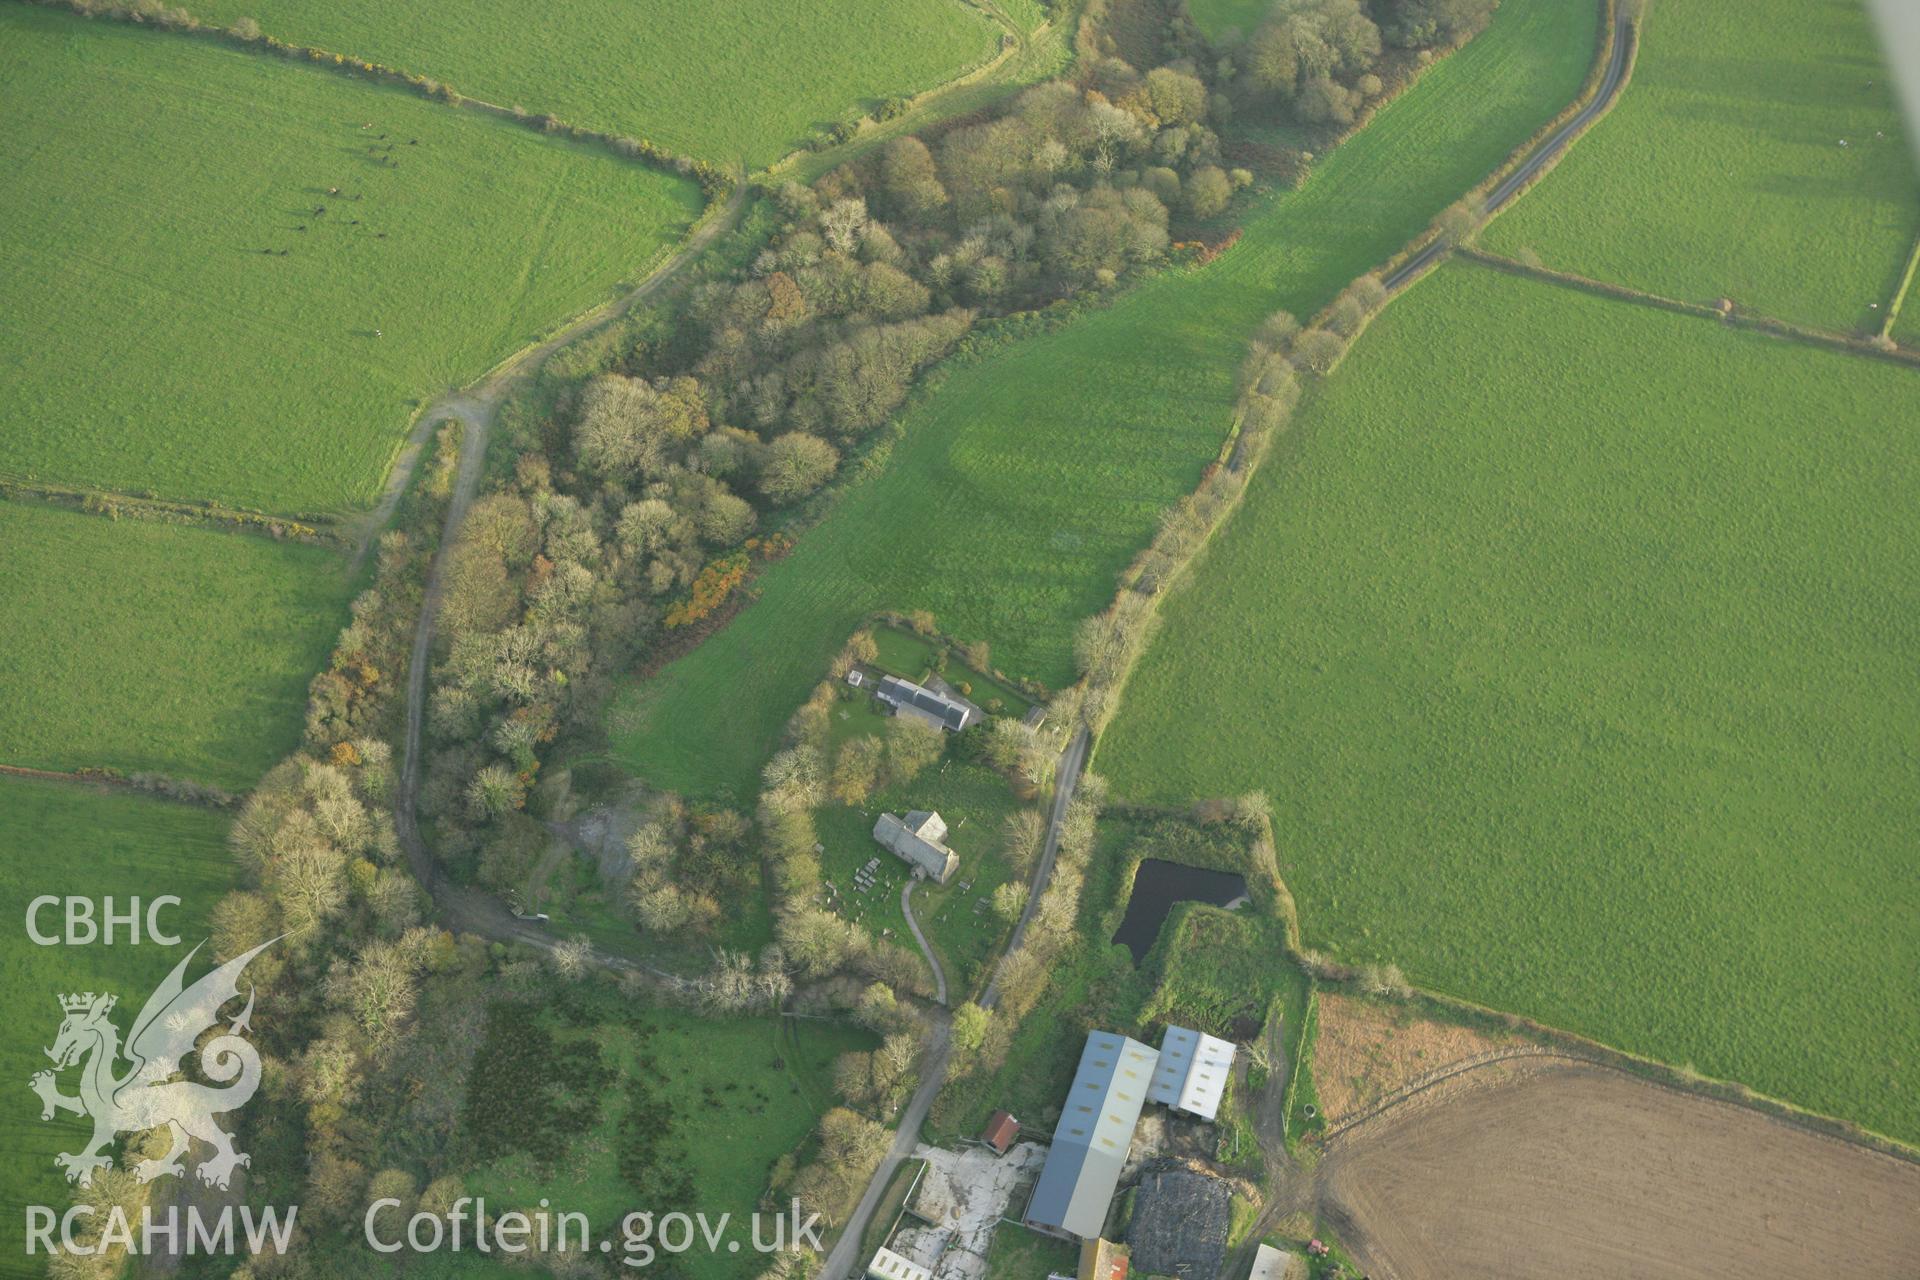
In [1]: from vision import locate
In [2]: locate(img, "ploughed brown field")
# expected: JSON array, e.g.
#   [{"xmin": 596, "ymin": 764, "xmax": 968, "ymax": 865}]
[{"xmin": 1320, "ymin": 1061, "xmax": 1920, "ymax": 1278}]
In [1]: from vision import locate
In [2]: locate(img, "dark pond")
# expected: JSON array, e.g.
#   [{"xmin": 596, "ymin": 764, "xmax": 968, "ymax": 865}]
[{"xmin": 1111, "ymin": 858, "xmax": 1249, "ymax": 964}]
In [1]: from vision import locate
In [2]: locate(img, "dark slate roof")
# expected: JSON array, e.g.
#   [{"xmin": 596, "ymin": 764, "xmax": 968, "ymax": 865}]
[{"xmin": 874, "ymin": 675, "xmax": 977, "ymax": 729}]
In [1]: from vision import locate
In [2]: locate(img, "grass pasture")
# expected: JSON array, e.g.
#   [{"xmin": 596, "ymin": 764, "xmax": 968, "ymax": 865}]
[
  {"xmin": 0, "ymin": 777, "xmax": 238, "ymax": 1261},
  {"xmin": 609, "ymin": 0, "xmax": 1600, "ymax": 799},
  {"xmin": 0, "ymin": 4, "xmax": 700, "ymax": 512},
  {"xmin": 1185, "ymin": 0, "xmax": 1272, "ymax": 42},
  {"xmin": 1100, "ymin": 260, "xmax": 1920, "ymax": 1143},
  {"xmin": 0, "ymin": 502, "xmax": 349, "ymax": 789},
  {"xmin": 185, "ymin": 0, "xmax": 1000, "ymax": 168},
  {"xmin": 1485, "ymin": 0, "xmax": 1920, "ymax": 332},
  {"xmin": 465, "ymin": 1005, "xmax": 871, "ymax": 1280}
]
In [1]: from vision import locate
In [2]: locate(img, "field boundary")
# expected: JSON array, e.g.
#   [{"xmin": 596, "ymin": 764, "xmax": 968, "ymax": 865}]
[
  {"xmin": 756, "ymin": 0, "xmax": 1069, "ymax": 185},
  {"xmin": 1378, "ymin": 0, "xmax": 1634, "ymax": 293},
  {"xmin": 1460, "ymin": 246, "xmax": 1920, "ymax": 368},
  {"xmin": 0, "ymin": 480, "xmax": 340, "ymax": 544},
  {"xmin": 344, "ymin": 187, "xmax": 739, "ymax": 568},
  {"xmin": 0, "ymin": 761, "xmax": 238, "ymax": 808},
  {"xmin": 18, "ymin": 0, "xmax": 733, "ymax": 197},
  {"xmin": 1234, "ymin": 802, "xmax": 1920, "ymax": 1169},
  {"xmin": 1877, "ymin": 229, "xmax": 1920, "ymax": 340},
  {"xmin": 1316, "ymin": 1040, "xmax": 1920, "ymax": 1172}
]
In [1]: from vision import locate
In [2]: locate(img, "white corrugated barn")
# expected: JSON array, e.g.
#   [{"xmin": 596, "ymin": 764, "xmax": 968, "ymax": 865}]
[{"xmin": 1147, "ymin": 1025, "xmax": 1235, "ymax": 1121}]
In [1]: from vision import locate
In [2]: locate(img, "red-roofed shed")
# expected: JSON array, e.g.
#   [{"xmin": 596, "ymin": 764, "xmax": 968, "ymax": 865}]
[{"xmin": 981, "ymin": 1110, "xmax": 1020, "ymax": 1155}]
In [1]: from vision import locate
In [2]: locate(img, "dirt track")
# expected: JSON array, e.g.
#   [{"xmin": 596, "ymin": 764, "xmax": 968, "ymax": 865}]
[{"xmin": 1319, "ymin": 1060, "xmax": 1920, "ymax": 1278}]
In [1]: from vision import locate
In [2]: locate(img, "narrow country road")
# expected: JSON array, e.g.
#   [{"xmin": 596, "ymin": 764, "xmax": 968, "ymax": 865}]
[
  {"xmin": 817, "ymin": 725, "xmax": 1090, "ymax": 1280},
  {"xmin": 392, "ymin": 185, "xmax": 745, "ymax": 969},
  {"xmin": 1382, "ymin": 11, "xmax": 1633, "ymax": 293},
  {"xmin": 983, "ymin": 725, "xmax": 1089, "ymax": 1011}
]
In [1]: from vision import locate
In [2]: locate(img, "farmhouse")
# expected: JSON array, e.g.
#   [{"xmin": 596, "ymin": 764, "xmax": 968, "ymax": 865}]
[
  {"xmin": 873, "ymin": 810, "xmax": 960, "ymax": 883},
  {"xmin": 1125, "ymin": 1166, "xmax": 1232, "ymax": 1280},
  {"xmin": 1023, "ymin": 1031, "xmax": 1160, "ymax": 1240},
  {"xmin": 874, "ymin": 674, "xmax": 982, "ymax": 732},
  {"xmin": 1147, "ymin": 1025, "xmax": 1236, "ymax": 1121}
]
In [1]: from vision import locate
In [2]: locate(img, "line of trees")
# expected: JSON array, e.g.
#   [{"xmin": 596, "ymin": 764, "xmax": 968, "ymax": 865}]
[
  {"xmin": 1073, "ymin": 272, "xmax": 1386, "ymax": 735},
  {"xmin": 1235, "ymin": 0, "xmax": 1498, "ymax": 125}
]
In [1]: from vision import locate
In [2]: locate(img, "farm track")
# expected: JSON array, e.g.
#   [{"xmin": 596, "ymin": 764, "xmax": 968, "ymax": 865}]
[
  {"xmin": 388, "ymin": 0, "xmax": 1069, "ymax": 953},
  {"xmin": 391, "ymin": 184, "xmax": 744, "ymax": 972},
  {"xmin": 901, "ymin": 880, "xmax": 949, "ymax": 1006},
  {"xmin": 349, "ymin": 185, "xmax": 743, "ymax": 573}
]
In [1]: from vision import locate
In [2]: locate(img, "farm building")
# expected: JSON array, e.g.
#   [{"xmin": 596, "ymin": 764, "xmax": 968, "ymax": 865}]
[
  {"xmin": 1125, "ymin": 1166, "xmax": 1232, "ymax": 1280},
  {"xmin": 1147, "ymin": 1025, "xmax": 1236, "ymax": 1121},
  {"xmin": 982, "ymin": 1109, "xmax": 1021, "ymax": 1154},
  {"xmin": 1023, "ymin": 1031, "xmax": 1160, "ymax": 1240},
  {"xmin": 866, "ymin": 1247, "xmax": 931, "ymax": 1280},
  {"xmin": 874, "ymin": 674, "xmax": 982, "ymax": 732},
  {"xmin": 874, "ymin": 810, "xmax": 960, "ymax": 883},
  {"xmin": 1078, "ymin": 1237, "xmax": 1129, "ymax": 1280},
  {"xmin": 1249, "ymin": 1242, "xmax": 1307, "ymax": 1280}
]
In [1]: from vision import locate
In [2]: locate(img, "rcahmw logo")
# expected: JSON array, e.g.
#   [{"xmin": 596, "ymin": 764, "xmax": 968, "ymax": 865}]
[{"xmin": 22, "ymin": 932, "xmax": 297, "ymax": 1259}]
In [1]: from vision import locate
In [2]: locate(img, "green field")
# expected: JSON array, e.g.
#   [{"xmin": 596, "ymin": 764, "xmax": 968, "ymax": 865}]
[
  {"xmin": 0, "ymin": 503, "xmax": 349, "ymax": 789},
  {"xmin": 0, "ymin": 4, "xmax": 700, "ymax": 512},
  {"xmin": 1485, "ymin": 0, "xmax": 1920, "ymax": 332},
  {"xmin": 0, "ymin": 777, "xmax": 238, "ymax": 1258},
  {"xmin": 1186, "ymin": 0, "xmax": 1272, "ymax": 41},
  {"xmin": 1100, "ymin": 260, "xmax": 1920, "ymax": 1142},
  {"xmin": 467, "ymin": 1007, "xmax": 871, "ymax": 1279},
  {"xmin": 608, "ymin": 0, "xmax": 1600, "ymax": 799},
  {"xmin": 186, "ymin": 0, "xmax": 999, "ymax": 169}
]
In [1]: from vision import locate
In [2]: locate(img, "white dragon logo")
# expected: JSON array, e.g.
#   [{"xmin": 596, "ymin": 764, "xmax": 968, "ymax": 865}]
[{"xmin": 29, "ymin": 938, "xmax": 277, "ymax": 1190}]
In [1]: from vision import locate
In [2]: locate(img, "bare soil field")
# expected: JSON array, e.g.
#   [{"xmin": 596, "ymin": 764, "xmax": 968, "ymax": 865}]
[
  {"xmin": 1312, "ymin": 995, "xmax": 1517, "ymax": 1124},
  {"xmin": 1318, "ymin": 1061, "xmax": 1920, "ymax": 1278}
]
